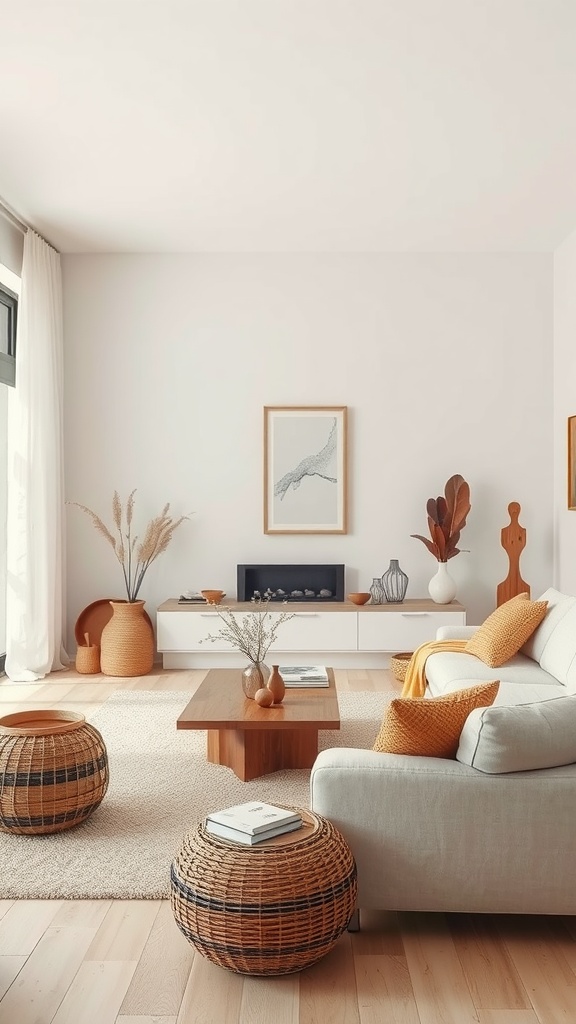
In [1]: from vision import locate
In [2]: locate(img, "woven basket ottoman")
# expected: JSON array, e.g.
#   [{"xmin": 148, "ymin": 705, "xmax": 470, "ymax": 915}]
[
  {"xmin": 170, "ymin": 807, "xmax": 357, "ymax": 975},
  {"xmin": 0, "ymin": 710, "xmax": 108, "ymax": 835}
]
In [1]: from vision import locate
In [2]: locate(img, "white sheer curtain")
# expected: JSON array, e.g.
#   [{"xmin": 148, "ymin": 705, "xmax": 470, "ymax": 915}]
[{"xmin": 5, "ymin": 230, "xmax": 68, "ymax": 680}]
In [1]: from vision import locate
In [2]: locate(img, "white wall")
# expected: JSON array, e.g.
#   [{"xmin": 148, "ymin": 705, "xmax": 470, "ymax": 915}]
[
  {"xmin": 554, "ymin": 231, "xmax": 576, "ymax": 595},
  {"xmin": 62, "ymin": 253, "xmax": 553, "ymax": 651}
]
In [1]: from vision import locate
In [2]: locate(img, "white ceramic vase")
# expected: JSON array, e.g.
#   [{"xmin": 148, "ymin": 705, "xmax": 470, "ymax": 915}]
[{"xmin": 428, "ymin": 561, "xmax": 457, "ymax": 604}]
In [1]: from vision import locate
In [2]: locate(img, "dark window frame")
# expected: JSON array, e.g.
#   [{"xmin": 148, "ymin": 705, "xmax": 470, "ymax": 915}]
[{"xmin": 0, "ymin": 283, "xmax": 17, "ymax": 387}]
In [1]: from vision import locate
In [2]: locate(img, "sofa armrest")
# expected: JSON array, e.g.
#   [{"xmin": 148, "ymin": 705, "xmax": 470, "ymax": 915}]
[
  {"xmin": 436, "ymin": 624, "xmax": 477, "ymax": 640},
  {"xmin": 310, "ymin": 746, "xmax": 576, "ymax": 914}
]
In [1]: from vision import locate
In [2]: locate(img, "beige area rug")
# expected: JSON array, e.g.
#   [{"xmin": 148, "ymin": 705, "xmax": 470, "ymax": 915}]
[{"xmin": 0, "ymin": 689, "xmax": 393, "ymax": 900}]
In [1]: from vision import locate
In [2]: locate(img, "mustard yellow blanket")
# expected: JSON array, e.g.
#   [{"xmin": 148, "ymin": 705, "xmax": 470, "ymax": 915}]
[{"xmin": 401, "ymin": 639, "xmax": 468, "ymax": 699}]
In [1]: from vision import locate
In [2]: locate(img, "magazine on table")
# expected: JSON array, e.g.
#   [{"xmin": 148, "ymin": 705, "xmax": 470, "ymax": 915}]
[
  {"xmin": 205, "ymin": 818, "xmax": 303, "ymax": 845},
  {"xmin": 206, "ymin": 801, "xmax": 302, "ymax": 836},
  {"xmin": 279, "ymin": 665, "xmax": 330, "ymax": 686}
]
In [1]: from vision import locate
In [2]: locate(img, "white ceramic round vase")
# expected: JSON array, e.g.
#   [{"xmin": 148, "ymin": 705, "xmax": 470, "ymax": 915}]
[{"xmin": 428, "ymin": 562, "xmax": 457, "ymax": 604}]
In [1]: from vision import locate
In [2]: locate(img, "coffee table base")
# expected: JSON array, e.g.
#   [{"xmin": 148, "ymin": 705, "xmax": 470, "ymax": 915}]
[{"xmin": 207, "ymin": 728, "xmax": 319, "ymax": 781}]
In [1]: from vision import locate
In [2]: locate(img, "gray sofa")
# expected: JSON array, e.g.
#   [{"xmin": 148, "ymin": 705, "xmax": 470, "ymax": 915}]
[{"xmin": 310, "ymin": 588, "xmax": 576, "ymax": 916}]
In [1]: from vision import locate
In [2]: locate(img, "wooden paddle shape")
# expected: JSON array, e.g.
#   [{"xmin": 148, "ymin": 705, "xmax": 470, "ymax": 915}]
[{"xmin": 496, "ymin": 502, "xmax": 530, "ymax": 607}]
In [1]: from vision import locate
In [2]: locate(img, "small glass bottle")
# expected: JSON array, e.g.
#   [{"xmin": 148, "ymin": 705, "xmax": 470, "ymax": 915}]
[{"xmin": 370, "ymin": 577, "xmax": 385, "ymax": 604}]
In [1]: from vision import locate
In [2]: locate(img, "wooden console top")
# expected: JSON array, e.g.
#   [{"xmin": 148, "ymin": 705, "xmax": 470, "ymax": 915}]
[{"xmin": 158, "ymin": 598, "xmax": 465, "ymax": 614}]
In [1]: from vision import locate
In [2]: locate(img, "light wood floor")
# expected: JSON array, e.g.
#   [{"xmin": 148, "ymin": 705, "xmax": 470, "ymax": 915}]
[{"xmin": 0, "ymin": 667, "xmax": 575, "ymax": 1024}]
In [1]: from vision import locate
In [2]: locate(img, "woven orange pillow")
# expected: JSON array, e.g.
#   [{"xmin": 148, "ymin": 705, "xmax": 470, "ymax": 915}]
[
  {"xmin": 373, "ymin": 681, "xmax": 500, "ymax": 758},
  {"xmin": 464, "ymin": 593, "xmax": 548, "ymax": 668}
]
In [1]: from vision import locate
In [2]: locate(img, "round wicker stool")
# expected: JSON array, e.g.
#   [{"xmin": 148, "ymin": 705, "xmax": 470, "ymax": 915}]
[
  {"xmin": 170, "ymin": 807, "xmax": 357, "ymax": 975},
  {"xmin": 0, "ymin": 710, "xmax": 109, "ymax": 835}
]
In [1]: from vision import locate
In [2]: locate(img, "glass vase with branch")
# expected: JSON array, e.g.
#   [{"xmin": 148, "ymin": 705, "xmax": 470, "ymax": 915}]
[{"xmin": 201, "ymin": 597, "xmax": 295, "ymax": 698}]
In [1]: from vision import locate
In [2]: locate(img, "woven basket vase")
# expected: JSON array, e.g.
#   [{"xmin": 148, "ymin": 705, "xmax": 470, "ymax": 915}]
[
  {"xmin": 390, "ymin": 651, "xmax": 413, "ymax": 682},
  {"xmin": 100, "ymin": 599, "xmax": 154, "ymax": 677},
  {"xmin": 171, "ymin": 808, "xmax": 357, "ymax": 976},
  {"xmin": 75, "ymin": 643, "xmax": 100, "ymax": 674},
  {"xmin": 0, "ymin": 710, "xmax": 109, "ymax": 835}
]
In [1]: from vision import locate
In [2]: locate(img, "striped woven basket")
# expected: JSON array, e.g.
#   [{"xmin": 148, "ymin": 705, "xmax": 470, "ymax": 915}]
[
  {"xmin": 171, "ymin": 808, "xmax": 357, "ymax": 975},
  {"xmin": 0, "ymin": 710, "xmax": 109, "ymax": 835}
]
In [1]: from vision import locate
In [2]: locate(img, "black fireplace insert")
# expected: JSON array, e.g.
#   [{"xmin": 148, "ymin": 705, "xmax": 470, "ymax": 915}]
[{"xmin": 237, "ymin": 564, "xmax": 345, "ymax": 602}]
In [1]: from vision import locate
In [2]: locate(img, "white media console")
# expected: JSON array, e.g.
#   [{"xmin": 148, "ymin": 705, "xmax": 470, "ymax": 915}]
[{"xmin": 156, "ymin": 598, "xmax": 466, "ymax": 669}]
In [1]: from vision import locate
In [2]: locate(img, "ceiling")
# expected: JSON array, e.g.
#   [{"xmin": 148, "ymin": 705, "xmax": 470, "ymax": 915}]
[{"xmin": 2, "ymin": 0, "xmax": 576, "ymax": 253}]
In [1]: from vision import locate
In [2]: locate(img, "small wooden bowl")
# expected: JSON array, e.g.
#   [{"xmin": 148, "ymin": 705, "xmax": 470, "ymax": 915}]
[
  {"xmin": 201, "ymin": 590, "xmax": 226, "ymax": 605},
  {"xmin": 348, "ymin": 593, "xmax": 371, "ymax": 606}
]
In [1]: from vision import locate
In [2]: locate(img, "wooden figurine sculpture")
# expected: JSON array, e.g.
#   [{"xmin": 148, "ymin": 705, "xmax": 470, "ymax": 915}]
[{"xmin": 496, "ymin": 502, "xmax": 530, "ymax": 607}]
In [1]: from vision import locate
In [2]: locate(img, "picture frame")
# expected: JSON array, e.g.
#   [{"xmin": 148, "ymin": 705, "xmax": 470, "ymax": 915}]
[
  {"xmin": 264, "ymin": 406, "xmax": 348, "ymax": 534},
  {"xmin": 569, "ymin": 415, "xmax": 576, "ymax": 510}
]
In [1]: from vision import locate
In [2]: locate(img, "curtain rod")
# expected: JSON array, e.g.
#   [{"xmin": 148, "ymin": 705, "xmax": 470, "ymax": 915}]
[
  {"xmin": 0, "ymin": 197, "xmax": 60, "ymax": 253},
  {"xmin": 0, "ymin": 198, "xmax": 28, "ymax": 234}
]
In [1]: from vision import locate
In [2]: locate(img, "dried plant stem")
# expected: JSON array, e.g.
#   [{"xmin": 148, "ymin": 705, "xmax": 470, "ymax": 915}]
[
  {"xmin": 68, "ymin": 492, "xmax": 191, "ymax": 602},
  {"xmin": 202, "ymin": 598, "xmax": 294, "ymax": 663}
]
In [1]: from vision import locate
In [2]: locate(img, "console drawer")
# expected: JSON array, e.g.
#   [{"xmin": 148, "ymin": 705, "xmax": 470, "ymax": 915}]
[
  {"xmin": 157, "ymin": 609, "xmax": 358, "ymax": 653},
  {"xmin": 359, "ymin": 610, "xmax": 465, "ymax": 652},
  {"xmin": 157, "ymin": 610, "xmax": 232, "ymax": 652},
  {"xmin": 269, "ymin": 611, "xmax": 357, "ymax": 652}
]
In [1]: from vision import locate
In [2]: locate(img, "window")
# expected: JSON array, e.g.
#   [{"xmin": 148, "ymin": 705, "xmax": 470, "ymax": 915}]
[{"xmin": 0, "ymin": 282, "xmax": 17, "ymax": 388}]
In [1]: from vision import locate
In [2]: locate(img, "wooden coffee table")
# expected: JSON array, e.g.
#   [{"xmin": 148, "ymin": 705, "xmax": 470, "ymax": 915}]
[{"xmin": 176, "ymin": 668, "xmax": 340, "ymax": 781}]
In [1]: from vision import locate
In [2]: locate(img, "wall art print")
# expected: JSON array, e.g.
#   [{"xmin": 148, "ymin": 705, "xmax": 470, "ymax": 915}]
[
  {"xmin": 569, "ymin": 415, "xmax": 576, "ymax": 510},
  {"xmin": 264, "ymin": 406, "xmax": 348, "ymax": 534}
]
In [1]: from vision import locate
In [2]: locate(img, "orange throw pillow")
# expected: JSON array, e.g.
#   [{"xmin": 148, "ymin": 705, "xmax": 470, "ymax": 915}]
[
  {"xmin": 373, "ymin": 681, "xmax": 500, "ymax": 759},
  {"xmin": 464, "ymin": 593, "xmax": 548, "ymax": 668}
]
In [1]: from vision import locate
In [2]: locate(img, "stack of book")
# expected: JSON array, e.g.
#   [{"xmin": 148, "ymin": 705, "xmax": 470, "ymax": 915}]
[
  {"xmin": 278, "ymin": 665, "xmax": 329, "ymax": 687},
  {"xmin": 205, "ymin": 801, "xmax": 303, "ymax": 846}
]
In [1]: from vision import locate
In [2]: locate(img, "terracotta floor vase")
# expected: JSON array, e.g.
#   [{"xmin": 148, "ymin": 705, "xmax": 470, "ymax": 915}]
[{"xmin": 100, "ymin": 599, "xmax": 154, "ymax": 676}]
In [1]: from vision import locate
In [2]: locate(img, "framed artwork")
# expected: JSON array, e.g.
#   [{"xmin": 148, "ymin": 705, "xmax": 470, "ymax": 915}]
[
  {"xmin": 569, "ymin": 415, "xmax": 576, "ymax": 510},
  {"xmin": 264, "ymin": 406, "xmax": 348, "ymax": 534}
]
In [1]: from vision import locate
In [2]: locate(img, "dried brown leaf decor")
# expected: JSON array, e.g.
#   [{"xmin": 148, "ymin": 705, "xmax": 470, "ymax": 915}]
[{"xmin": 411, "ymin": 474, "xmax": 471, "ymax": 562}]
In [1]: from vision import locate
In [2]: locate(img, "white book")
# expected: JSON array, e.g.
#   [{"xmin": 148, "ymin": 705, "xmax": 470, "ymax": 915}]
[
  {"xmin": 205, "ymin": 818, "xmax": 303, "ymax": 846},
  {"xmin": 283, "ymin": 678, "xmax": 330, "ymax": 687},
  {"xmin": 206, "ymin": 801, "xmax": 302, "ymax": 836},
  {"xmin": 279, "ymin": 665, "xmax": 330, "ymax": 686}
]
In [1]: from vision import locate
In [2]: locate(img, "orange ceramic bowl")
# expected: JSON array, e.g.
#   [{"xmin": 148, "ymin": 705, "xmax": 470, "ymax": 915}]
[
  {"xmin": 348, "ymin": 592, "xmax": 371, "ymax": 605},
  {"xmin": 201, "ymin": 590, "xmax": 226, "ymax": 605}
]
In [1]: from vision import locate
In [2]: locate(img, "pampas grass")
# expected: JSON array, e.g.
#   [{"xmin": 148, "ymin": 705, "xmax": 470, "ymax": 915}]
[{"xmin": 69, "ymin": 491, "xmax": 191, "ymax": 601}]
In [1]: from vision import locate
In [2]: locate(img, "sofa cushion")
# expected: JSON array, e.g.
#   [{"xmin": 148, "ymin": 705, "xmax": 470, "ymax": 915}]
[
  {"xmin": 520, "ymin": 588, "xmax": 576, "ymax": 690},
  {"xmin": 464, "ymin": 594, "xmax": 548, "ymax": 668},
  {"xmin": 373, "ymin": 680, "xmax": 499, "ymax": 758},
  {"xmin": 424, "ymin": 650, "xmax": 561, "ymax": 698},
  {"xmin": 432, "ymin": 677, "xmax": 566, "ymax": 706},
  {"xmin": 457, "ymin": 695, "xmax": 576, "ymax": 773},
  {"xmin": 520, "ymin": 588, "xmax": 574, "ymax": 660}
]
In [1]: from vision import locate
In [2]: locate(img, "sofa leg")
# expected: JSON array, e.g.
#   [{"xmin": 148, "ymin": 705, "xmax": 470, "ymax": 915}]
[{"xmin": 347, "ymin": 908, "xmax": 360, "ymax": 933}]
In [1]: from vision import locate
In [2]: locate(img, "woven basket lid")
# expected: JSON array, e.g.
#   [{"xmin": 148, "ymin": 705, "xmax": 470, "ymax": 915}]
[{"xmin": 0, "ymin": 710, "xmax": 86, "ymax": 736}]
